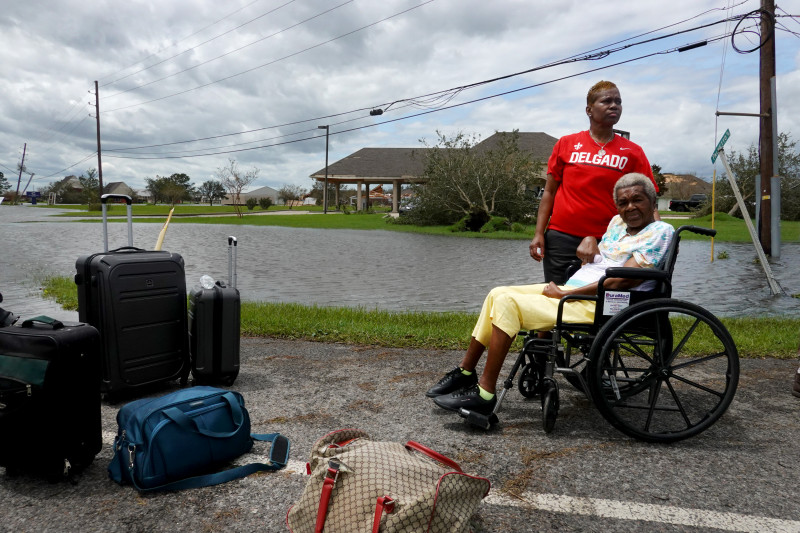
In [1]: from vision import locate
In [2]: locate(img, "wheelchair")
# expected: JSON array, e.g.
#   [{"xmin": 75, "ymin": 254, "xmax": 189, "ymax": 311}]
[{"xmin": 459, "ymin": 226, "xmax": 740, "ymax": 443}]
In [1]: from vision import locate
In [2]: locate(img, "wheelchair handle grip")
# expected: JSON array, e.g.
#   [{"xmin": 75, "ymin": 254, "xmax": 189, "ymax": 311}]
[
  {"xmin": 678, "ymin": 225, "xmax": 716, "ymax": 238},
  {"xmin": 101, "ymin": 193, "xmax": 132, "ymax": 205}
]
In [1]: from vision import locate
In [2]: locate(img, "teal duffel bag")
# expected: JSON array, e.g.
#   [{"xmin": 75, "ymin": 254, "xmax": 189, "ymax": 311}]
[{"xmin": 108, "ymin": 386, "xmax": 289, "ymax": 492}]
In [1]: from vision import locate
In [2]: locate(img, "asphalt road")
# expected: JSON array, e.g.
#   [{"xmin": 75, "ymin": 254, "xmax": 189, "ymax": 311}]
[{"xmin": 2, "ymin": 337, "xmax": 799, "ymax": 533}]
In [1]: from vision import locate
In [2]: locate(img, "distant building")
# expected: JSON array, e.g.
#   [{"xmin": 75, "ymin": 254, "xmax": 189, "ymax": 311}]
[
  {"xmin": 309, "ymin": 131, "xmax": 557, "ymax": 213},
  {"xmin": 103, "ymin": 181, "xmax": 137, "ymax": 199},
  {"xmin": 223, "ymin": 185, "xmax": 280, "ymax": 206},
  {"xmin": 59, "ymin": 175, "xmax": 83, "ymax": 191}
]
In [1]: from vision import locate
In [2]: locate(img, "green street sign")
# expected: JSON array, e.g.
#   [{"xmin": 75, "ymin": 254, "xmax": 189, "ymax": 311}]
[{"xmin": 711, "ymin": 129, "xmax": 730, "ymax": 163}]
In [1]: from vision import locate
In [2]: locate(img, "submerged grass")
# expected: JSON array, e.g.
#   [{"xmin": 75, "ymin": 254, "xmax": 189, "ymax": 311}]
[{"xmin": 39, "ymin": 275, "xmax": 800, "ymax": 358}]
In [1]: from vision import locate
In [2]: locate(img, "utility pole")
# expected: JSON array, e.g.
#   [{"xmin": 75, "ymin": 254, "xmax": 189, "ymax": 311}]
[
  {"xmin": 14, "ymin": 143, "xmax": 26, "ymax": 204},
  {"xmin": 758, "ymin": 0, "xmax": 776, "ymax": 255},
  {"xmin": 94, "ymin": 81, "xmax": 104, "ymax": 196}
]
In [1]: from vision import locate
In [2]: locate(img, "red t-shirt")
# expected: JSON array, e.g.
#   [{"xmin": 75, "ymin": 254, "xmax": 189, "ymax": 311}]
[{"xmin": 547, "ymin": 131, "xmax": 656, "ymax": 239}]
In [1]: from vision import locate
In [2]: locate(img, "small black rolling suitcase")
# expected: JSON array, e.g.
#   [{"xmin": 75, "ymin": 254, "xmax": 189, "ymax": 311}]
[
  {"xmin": 0, "ymin": 314, "xmax": 102, "ymax": 480},
  {"xmin": 188, "ymin": 236, "xmax": 241, "ymax": 386},
  {"xmin": 75, "ymin": 194, "xmax": 188, "ymax": 396}
]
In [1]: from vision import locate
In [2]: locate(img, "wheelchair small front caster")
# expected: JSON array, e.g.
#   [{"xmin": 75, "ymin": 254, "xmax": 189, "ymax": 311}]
[
  {"xmin": 518, "ymin": 363, "xmax": 544, "ymax": 399},
  {"xmin": 541, "ymin": 378, "xmax": 560, "ymax": 433},
  {"xmin": 459, "ymin": 408, "xmax": 499, "ymax": 430}
]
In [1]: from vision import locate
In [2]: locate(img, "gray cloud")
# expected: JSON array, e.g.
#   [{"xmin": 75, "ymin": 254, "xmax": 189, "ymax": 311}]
[{"xmin": 1, "ymin": 0, "xmax": 797, "ymax": 194}]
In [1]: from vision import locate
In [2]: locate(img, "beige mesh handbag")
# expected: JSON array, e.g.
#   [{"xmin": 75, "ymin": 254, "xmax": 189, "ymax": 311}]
[{"xmin": 286, "ymin": 429, "xmax": 491, "ymax": 533}]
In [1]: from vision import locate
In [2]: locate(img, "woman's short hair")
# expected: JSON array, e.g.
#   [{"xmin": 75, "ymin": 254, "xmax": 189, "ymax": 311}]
[
  {"xmin": 587, "ymin": 80, "xmax": 618, "ymax": 105},
  {"xmin": 614, "ymin": 173, "xmax": 657, "ymax": 204}
]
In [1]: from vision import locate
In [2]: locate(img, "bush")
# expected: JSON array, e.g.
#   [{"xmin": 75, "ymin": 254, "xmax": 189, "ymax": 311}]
[
  {"xmin": 449, "ymin": 218, "xmax": 469, "ymax": 232},
  {"xmin": 258, "ymin": 197, "xmax": 273, "ymax": 210},
  {"xmin": 88, "ymin": 203, "xmax": 101, "ymax": 212},
  {"xmin": 245, "ymin": 198, "xmax": 258, "ymax": 211},
  {"xmin": 480, "ymin": 216, "xmax": 510, "ymax": 233},
  {"xmin": 511, "ymin": 222, "xmax": 525, "ymax": 233}
]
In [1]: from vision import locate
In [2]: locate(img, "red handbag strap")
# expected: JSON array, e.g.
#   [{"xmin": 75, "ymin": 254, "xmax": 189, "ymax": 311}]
[
  {"xmin": 405, "ymin": 441, "xmax": 462, "ymax": 472},
  {"xmin": 372, "ymin": 496, "xmax": 395, "ymax": 533},
  {"xmin": 314, "ymin": 462, "xmax": 340, "ymax": 533}
]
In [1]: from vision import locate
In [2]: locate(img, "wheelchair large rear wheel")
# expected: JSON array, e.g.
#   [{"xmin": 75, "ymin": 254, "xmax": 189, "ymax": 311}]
[{"xmin": 587, "ymin": 298, "xmax": 739, "ymax": 443}]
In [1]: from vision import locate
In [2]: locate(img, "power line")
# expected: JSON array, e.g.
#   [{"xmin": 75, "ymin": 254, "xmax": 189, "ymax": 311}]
[
  {"xmin": 30, "ymin": 2, "xmax": 274, "ymax": 157},
  {"xmin": 102, "ymin": 0, "xmax": 436, "ymax": 113},
  {"xmin": 35, "ymin": 6, "xmax": 761, "ymax": 175},
  {"xmin": 104, "ymin": 31, "xmax": 733, "ymax": 161},
  {"xmin": 103, "ymin": 0, "xmax": 353, "ymax": 100},
  {"xmin": 30, "ymin": 94, "xmax": 91, "ymax": 146},
  {"xmin": 40, "ymin": 153, "xmax": 98, "ymax": 179},
  {"xmin": 103, "ymin": 11, "xmax": 746, "ymax": 158},
  {"xmin": 101, "ymin": 0, "xmax": 302, "ymax": 90},
  {"xmin": 97, "ymin": 0, "xmax": 266, "ymax": 84}
]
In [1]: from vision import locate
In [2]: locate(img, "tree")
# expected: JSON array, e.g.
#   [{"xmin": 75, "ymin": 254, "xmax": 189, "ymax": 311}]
[
  {"xmin": 79, "ymin": 169, "xmax": 100, "ymax": 205},
  {"xmin": 145, "ymin": 173, "xmax": 195, "ymax": 205},
  {"xmin": 278, "ymin": 184, "xmax": 305, "ymax": 209},
  {"xmin": 0, "ymin": 171, "xmax": 9, "ymax": 195},
  {"xmin": 651, "ymin": 164, "xmax": 668, "ymax": 197},
  {"xmin": 197, "ymin": 180, "xmax": 227, "ymax": 206},
  {"xmin": 703, "ymin": 132, "xmax": 800, "ymax": 220},
  {"xmin": 215, "ymin": 159, "xmax": 259, "ymax": 218},
  {"xmin": 407, "ymin": 130, "xmax": 542, "ymax": 227}
]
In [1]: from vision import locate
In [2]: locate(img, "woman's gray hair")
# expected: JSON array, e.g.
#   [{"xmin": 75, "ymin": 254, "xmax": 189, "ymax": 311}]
[{"xmin": 614, "ymin": 173, "xmax": 657, "ymax": 204}]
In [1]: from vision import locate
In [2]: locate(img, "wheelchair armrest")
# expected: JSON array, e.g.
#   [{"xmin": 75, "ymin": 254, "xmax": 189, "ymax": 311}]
[
  {"xmin": 556, "ymin": 293, "xmax": 597, "ymax": 327},
  {"xmin": 602, "ymin": 267, "xmax": 669, "ymax": 282}
]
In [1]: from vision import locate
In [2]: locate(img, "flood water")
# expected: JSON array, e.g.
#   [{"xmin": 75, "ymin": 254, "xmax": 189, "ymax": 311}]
[{"xmin": 1, "ymin": 205, "xmax": 798, "ymax": 322}]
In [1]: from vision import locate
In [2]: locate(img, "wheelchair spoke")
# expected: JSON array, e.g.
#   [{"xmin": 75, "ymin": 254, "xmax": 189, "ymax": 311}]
[
  {"xmin": 643, "ymin": 378, "xmax": 662, "ymax": 432},
  {"xmin": 666, "ymin": 316, "xmax": 702, "ymax": 366},
  {"xmin": 588, "ymin": 299, "xmax": 739, "ymax": 443},
  {"xmin": 668, "ymin": 372, "xmax": 725, "ymax": 398},
  {"xmin": 615, "ymin": 333, "xmax": 656, "ymax": 365},
  {"xmin": 670, "ymin": 351, "xmax": 729, "ymax": 371},
  {"xmin": 665, "ymin": 378, "xmax": 693, "ymax": 428}
]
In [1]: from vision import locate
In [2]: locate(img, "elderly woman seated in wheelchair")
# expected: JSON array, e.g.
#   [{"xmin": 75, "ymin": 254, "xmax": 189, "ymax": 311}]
[{"xmin": 427, "ymin": 172, "xmax": 739, "ymax": 443}]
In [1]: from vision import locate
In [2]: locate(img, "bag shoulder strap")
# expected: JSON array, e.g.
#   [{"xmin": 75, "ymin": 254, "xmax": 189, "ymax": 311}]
[{"xmin": 130, "ymin": 433, "xmax": 290, "ymax": 493}]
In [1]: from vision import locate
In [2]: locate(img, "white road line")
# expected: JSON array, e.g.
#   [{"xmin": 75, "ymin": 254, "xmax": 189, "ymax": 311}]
[
  {"xmin": 483, "ymin": 492, "xmax": 800, "ymax": 533},
  {"xmin": 102, "ymin": 434, "xmax": 800, "ymax": 532}
]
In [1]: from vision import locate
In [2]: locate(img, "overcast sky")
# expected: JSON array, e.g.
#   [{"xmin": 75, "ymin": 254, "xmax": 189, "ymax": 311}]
[{"xmin": 1, "ymin": 0, "xmax": 799, "ymax": 195}]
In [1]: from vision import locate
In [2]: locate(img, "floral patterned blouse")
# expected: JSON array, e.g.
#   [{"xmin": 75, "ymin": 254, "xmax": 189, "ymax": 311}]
[{"xmin": 564, "ymin": 215, "xmax": 674, "ymax": 290}]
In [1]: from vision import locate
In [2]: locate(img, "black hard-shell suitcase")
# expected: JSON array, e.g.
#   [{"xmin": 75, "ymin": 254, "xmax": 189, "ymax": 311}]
[
  {"xmin": 0, "ymin": 314, "xmax": 101, "ymax": 480},
  {"xmin": 188, "ymin": 236, "xmax": 240, "ymax": 385},
  {"xmin": 74, "ymin": 194, "xmax": 188, "ymax": 395}
]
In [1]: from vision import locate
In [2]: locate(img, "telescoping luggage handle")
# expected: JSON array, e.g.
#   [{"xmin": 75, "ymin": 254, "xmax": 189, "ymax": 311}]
[
  {"xmin": 101, "ymin": 194, "xmax": 133, "ymax": 252},
  {"xmin": 228, "ymin": 236, "xmax": 237, "ymax": 289}
]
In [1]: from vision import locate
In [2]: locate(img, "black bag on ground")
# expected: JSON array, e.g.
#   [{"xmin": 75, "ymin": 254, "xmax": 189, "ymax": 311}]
[
  {"xmin": 189, "ymin": 236, "xmax": 241, "ymax": 385},
  {"xmin": 75, "ymin": 194, "xmax": 189, "ymax": 395},
  {"xmin": 0, "ymin": 315, "xmax": 101, "ymax": 480}
]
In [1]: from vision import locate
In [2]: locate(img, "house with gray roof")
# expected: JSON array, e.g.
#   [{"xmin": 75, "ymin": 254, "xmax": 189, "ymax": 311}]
[
  {"xmin": 309, "ymin": 132, "xmax": 557, "ymax": 213},
  {"xmin": 103, "ymin": 181, "xmax": 137, "ymax": 199}
]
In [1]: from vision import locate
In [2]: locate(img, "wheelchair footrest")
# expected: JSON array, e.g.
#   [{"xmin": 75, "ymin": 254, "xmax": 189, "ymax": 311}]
[{"xmin": 458, "ymin": 408, "xmax": 498, "ymax": 430}]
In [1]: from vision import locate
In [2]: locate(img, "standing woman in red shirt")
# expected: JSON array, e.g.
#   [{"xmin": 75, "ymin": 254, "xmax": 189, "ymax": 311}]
[{"xmin": 530, "ymin": 81, "xmax": 659, "ymax": 284}]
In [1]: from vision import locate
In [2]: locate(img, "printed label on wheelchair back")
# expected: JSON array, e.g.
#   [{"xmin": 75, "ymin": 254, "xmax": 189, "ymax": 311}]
[{"xmin": 602, "ymin": 291, "xmax": 631, "ymax": 315}]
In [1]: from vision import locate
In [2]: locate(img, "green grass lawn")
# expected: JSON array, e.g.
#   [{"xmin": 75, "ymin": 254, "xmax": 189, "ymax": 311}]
[
  {"xmin": 35, "ymin": 205, "xmax": 800, "ymax": 242},
  {"xmin": 39, "ymin": 275, "xmax": 800, "ymax": 358}
]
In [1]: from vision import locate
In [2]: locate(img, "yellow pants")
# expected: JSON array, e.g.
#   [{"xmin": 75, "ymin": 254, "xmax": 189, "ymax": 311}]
[{"xmin": 471, "ymin": 284, "xmax": 596, "ymax": 346}]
